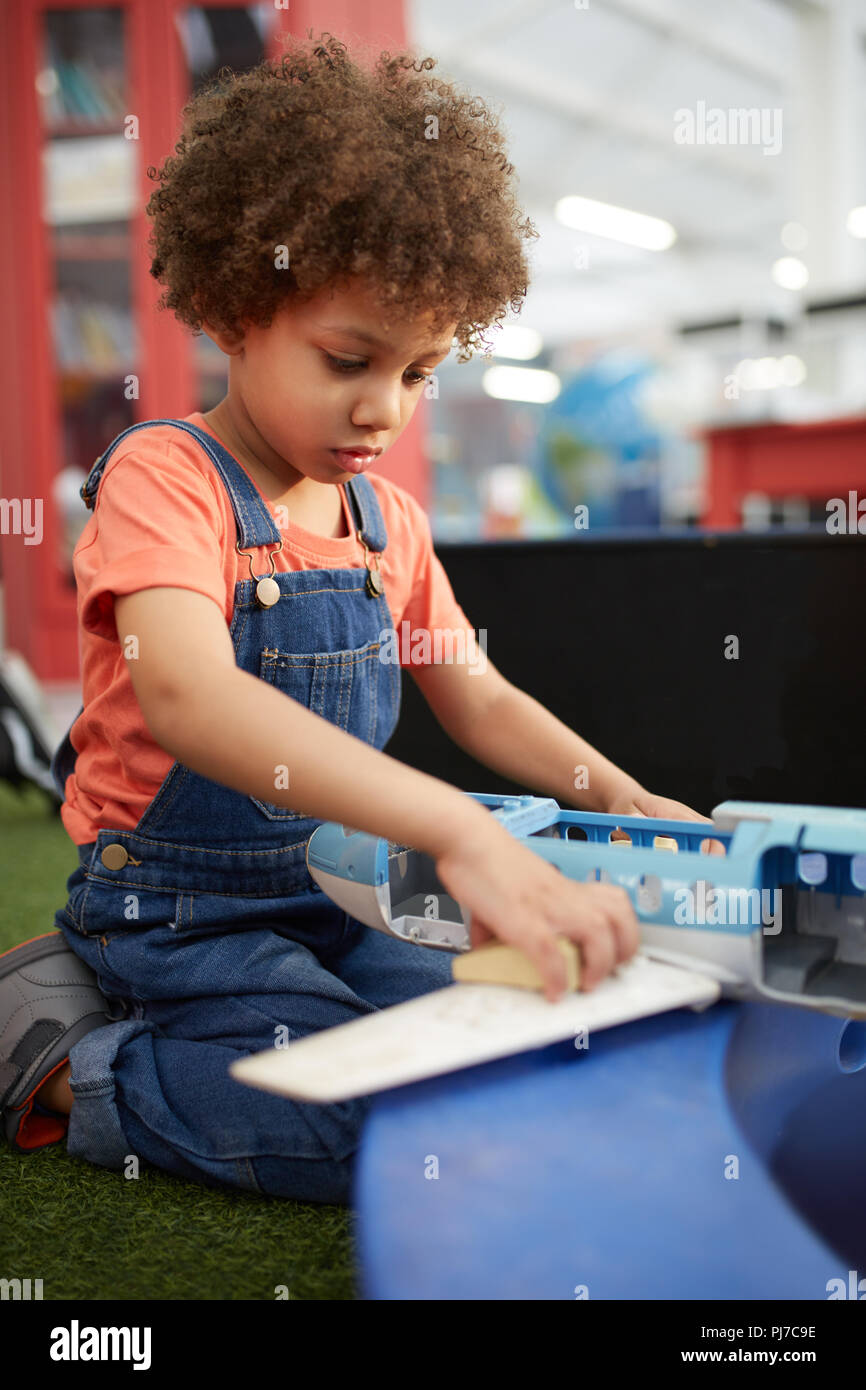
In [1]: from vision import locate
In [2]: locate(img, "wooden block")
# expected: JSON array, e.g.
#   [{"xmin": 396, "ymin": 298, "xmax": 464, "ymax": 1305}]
[
  {"xmin": 452, "ymin": 937, "xmax": 581, "ymax": 993},
  {"xmin": 653, "ymin": 835, "xmax": 679, "ymax": 852}
]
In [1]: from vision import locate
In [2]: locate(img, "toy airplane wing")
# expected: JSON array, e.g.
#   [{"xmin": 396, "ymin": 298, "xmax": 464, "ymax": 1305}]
[{"xmin": 229, "ymin": 953, "xmax": 720, "ymax": 1103}]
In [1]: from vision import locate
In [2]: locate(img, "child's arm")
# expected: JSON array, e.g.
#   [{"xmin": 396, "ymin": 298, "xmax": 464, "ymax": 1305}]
[
  {"xmin": 114, "ymin": 585, "xmax": 640, "ymax": 999},
  {"xmin": 412, "ymin": 656, "xmax": 720, "ymax": 836},
  {"xmin": 116, "ymin": 586, "xmax": 478, "ymax": 859},
  {"xmin": 412, "ymin": 657, "xmax": 643, "ymax": 813}
]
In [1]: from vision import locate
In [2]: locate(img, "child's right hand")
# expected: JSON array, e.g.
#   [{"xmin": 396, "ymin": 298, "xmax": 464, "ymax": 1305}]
[{"xmin": 434, "ymin": 819, "xmax": 641, "ymax": 1002}]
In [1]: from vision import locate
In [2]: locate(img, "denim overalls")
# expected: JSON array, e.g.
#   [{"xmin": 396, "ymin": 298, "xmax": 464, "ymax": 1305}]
[{"xmin": 52, "ymin": 418, "xmax": 455, "ymax": 1205}]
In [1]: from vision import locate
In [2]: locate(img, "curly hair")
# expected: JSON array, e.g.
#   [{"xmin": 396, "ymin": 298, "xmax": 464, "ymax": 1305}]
[{"xmin": 145, "ymin": 30, "xmax": 538, "ymax": 363}]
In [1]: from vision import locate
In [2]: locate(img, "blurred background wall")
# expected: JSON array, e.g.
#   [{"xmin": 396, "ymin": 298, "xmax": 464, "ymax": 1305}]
[{"xmin": 1, "ymin": 0, "xmax": 865, "ymax": 705}]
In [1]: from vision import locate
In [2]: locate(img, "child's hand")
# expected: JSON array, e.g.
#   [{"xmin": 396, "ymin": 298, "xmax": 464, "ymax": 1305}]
[
  {"xmin": 434, "ymin": 820, "xmax": 640, "ymax": 1002},
  {"xmin": 607, "ymin": 789, "xmax": 728, "ymax": 857}
]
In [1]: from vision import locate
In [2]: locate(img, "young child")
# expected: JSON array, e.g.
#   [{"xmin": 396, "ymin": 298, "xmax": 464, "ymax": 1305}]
[{"xmin": 0, "ymin": 34, "xmax": 717, "ymax": 1203}]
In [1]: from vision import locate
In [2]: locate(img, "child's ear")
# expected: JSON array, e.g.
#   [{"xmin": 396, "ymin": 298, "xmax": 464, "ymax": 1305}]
[{"xmin": 198, "ymin": 316, "xmax": 245, "ymax": 356}]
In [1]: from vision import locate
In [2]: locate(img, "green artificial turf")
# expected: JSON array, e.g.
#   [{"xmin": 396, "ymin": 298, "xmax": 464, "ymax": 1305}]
[{"xmin": 0, "ymin": 781, "xmax": 358, "ymax": 1300}]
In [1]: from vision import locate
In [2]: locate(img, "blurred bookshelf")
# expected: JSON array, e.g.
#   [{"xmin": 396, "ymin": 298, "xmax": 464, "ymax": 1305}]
[
  {"xmin": 1, "ymin": 2, "xmax": 298, "ymax": 681},
  {"xmin": 40, "ymin": 10, "xmax": 136, "ymax": 587},
  {"xmin": 38, "ymin": 7, "xmax": 276, "ymax": 585}
]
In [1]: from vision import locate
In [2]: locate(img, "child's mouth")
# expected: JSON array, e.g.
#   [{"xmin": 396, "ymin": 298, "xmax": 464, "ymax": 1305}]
[{"xmin": 330, "ymin": 449, "xmax": 378, "ymax": 473}]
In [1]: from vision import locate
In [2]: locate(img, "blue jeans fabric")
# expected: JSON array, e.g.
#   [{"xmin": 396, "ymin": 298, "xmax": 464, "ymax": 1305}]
[
  {"xmin": 52, "ymin": 419, "xmax": 456, "ymax": 1204},
  {"xmin": 56, "ymin": 857, "xmax": 455, "ymax": 1204}
]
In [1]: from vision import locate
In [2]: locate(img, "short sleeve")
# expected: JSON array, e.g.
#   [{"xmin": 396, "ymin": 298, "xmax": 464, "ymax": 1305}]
[
  {"xmin": 398, "ymin": 493, "xmax": 477, "ymax": 667},
  {"xmin": 77, "ymin": 439, "xmax": 228, "ymax": 642}
]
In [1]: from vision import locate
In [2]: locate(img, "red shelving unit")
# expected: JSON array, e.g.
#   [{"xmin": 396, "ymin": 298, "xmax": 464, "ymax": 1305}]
[
  {"xmin": 0, "ymin": 0, "xmax": 422, "ymax": 682},
  {"xmin": 702, "ymin": 415, "xmax": 866, "ymax": 529}
]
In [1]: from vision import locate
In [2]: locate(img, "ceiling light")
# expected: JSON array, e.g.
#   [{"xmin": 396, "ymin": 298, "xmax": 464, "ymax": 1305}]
[
  {"xmin": 771, "ymin": 257, "xmax": 809, "ymax": 290},
  {"xmin": 555, "ymin": 195, "xmax": 676, "ymax": 251},
  {"xmin": 734, "ymin": 355, "xmax": 806, "ymax": 390},
  {"xmin": 778, "ymin": 354, "xmax": 806, "ymax": 386},
  {"xmin": 482, "ymin": 366, "xmax": 561, "ymax": 404},
  {"xmin": 486, "ymin": 325, "xmax": 543, "ymax": 360}
]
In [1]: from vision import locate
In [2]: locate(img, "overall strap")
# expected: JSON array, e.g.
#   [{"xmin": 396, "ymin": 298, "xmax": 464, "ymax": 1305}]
[
  {"xmin": 79, "ymin": 419, "xmax": 387, "ymax": 552},
  {"xmin": 341, "ymin": 472, "xmax": 387, "ymax": 552},
  {"xmin": 57, "ymin": 426, "xmax": 391, "ymax": 799}
]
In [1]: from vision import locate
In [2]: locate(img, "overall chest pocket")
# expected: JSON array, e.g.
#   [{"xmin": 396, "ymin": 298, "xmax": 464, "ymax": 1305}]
[{"xmin": 250, "ymin": 641, "xmax": 382, "ymax": 820}]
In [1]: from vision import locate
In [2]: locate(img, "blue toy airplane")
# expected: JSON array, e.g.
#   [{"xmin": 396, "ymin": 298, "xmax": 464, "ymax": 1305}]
[
  {"xmin": 305, "ymin": 793, "xmax": 866, "ymax": 1017},
  {"xmin": 229, "ymin": 794, "xmax": 866, "ymax": 1102}
]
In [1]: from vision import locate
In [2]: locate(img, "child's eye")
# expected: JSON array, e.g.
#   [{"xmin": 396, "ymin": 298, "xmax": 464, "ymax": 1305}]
[
  {"xmin": 324, "ymin": 352, "xmax": 364, "ymax": 372},
  {"xmin": 323, "ymin": 352, "xmax": 428, "ymax": 385}
]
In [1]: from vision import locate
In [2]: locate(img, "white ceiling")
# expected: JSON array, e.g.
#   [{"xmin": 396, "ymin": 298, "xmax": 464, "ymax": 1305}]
[{"xmin": 408, "ymin": 0, "xmax": 866, "ymax": 344}]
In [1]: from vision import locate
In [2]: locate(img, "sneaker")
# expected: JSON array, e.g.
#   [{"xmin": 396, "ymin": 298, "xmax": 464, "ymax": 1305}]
[{"xmin": 0, "ymin": 931, "xmax": 113, "ymax": 1151}]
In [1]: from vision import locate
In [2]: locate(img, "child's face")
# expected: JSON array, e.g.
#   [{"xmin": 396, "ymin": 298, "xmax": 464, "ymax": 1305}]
[{"xmin": 205, "ymin": 276, "xmax": 457, "ymax": 487}]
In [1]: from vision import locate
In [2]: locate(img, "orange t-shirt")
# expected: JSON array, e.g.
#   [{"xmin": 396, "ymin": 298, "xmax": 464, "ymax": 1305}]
[{"xmin": 61, "ymin": 412, "xmax": 476, "ymax": 846}]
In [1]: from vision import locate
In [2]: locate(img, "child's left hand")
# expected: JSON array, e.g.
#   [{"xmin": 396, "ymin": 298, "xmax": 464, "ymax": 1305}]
[{"xmin": 607, "ymin": 788, "xmax": 728, "ymax": 856}]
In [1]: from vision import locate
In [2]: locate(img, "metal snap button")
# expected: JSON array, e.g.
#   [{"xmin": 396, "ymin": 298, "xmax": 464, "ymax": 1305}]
[
  {"xmin": 255, "ymin": 576, "xmax": 280, "ymax": 608},
  {"xmin": 101, "ymin": 844, "xmax": 129, "ymax": 870}
]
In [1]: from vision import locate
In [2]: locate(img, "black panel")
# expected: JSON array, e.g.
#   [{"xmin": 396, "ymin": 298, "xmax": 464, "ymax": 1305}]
[{"xmin": 385, "ymin": 531, "xmax": 866, "ymax": 816}]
